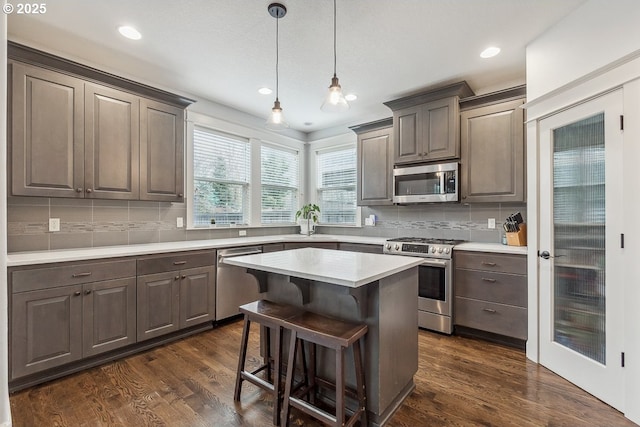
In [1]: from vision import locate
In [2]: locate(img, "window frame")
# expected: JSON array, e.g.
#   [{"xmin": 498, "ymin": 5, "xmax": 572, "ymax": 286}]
[
  {"xmin": 260, "ymin": 141, "xmax": 301, "ymax": 226},
  {"xmin": 186, "ymin": 111, "xmax": 305, "ymax": 230},
  {"xmin": 309, "ymin": 139, "xmax": 361, "ymax": 227}
]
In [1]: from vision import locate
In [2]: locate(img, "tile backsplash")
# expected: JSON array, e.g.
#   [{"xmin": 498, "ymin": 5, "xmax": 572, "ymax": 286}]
[
  {"xmin": 6, "ymin": 196, "xmax": 297, "ymax": 253},
  {"xmin": 316, "ymin": 203, "xmax": 527, "ymax": 243},
  {"xmin": 7, "ymin": 196, "xmax": 526, "ymax": 252}
]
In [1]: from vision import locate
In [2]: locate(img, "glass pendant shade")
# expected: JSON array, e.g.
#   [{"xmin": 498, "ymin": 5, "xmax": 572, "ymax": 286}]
[
  {"xmin": 321, "ymin": 75, "xmax": 349, "ymax": 112},
  {"xmin": 265, "ymin": 98, "xmax": 289, "ymax": 130}
]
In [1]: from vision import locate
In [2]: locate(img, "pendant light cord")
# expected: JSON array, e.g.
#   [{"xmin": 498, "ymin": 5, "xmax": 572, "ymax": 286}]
[
  {"xmin": 275, "ymin": 12, "xmax": 280, "ymax": 100},
  {"xmin": 332, "ymin": 0, "xmax": 337, "ymax": 77}
]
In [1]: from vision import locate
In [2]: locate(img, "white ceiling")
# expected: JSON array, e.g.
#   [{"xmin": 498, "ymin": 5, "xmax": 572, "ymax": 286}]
[{"xmin": 8, "ymin": 0, "xmax": 586, "ymax": 134}]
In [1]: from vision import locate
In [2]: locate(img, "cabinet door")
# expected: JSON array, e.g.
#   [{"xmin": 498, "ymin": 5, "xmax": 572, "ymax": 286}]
[
  {"xmin": 83, "ymin": 277, "xmax": 136, "ymax": 357},
  {"xmin": 84, "ymin": 83, "xmax": 140, "ymax": 199},
  {"xmin": 423, "ymin": 97, "xmax": 459, "ymax": 161},
  {"xmin": 140, "ymin": 99, "xmax": 185, "ymax": 202},
  {"xmin": 358, "ymin": 127, "xmax": 393, "ymax": 205},
  {"xmin": 10, "ymin": 62, "xmax": 84, "ymax": 198},
  {"xmin": 137, "ymin": 271, "xmax": 180, "ymax": 341},
  {"xmin": 11, "ymin": 285, "xmax": 83, "ymax": 379},
  {"xmin": 394, "ymin": 105, "xmax": 423, "ymax": 164},
  {"xmin": 460, "ymin": 99, "xmax": 525, "ymax": 202},
  {"xmin": 179, "ymin": 266, "xmax": 215, "ymax": 329}
]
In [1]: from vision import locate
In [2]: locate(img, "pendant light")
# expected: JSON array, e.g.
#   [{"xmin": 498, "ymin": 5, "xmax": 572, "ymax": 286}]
[
  {"xmin": 321, "ymin": 0, "xmax": 349, "ymax": 112},
  {"xmin": 265, "ymin": 3, "xmax": 289, "ymax": 131}
]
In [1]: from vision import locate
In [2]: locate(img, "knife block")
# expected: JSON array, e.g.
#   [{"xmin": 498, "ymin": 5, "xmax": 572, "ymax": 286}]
[{"xmin": 506, "ymin": 223, "xmax": 527, "ymax": 246}]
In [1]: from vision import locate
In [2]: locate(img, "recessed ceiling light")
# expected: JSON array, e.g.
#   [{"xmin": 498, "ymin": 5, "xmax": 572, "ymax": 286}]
[
  {"xmin": 258, "ymin": 87, "xmax": 273, "ymax": 95},
  {"xmin": 304, "ymin": 122, "xmax": 313, "ymax": 126},
  {"xmin": 480, "ymin": 46, "xmax": 501, "ymax": 58},
  {"xmin": 118, "ymin": 25, "xmax": 142, "ymax": 40},
  {"xmin": 345, "ymin": 93, "xmax": 358, "ymax": 101}
]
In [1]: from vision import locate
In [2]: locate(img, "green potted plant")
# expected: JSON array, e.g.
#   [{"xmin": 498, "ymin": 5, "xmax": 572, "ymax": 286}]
[{"xmin": 295, "ymin": 203, "xmax": 320, "ymax": 236}]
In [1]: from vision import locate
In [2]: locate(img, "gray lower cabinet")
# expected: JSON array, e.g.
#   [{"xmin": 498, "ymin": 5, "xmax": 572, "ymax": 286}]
[
  {"xmin": 136, "ymin": 251, "xmax": 216, "ymax": 342},
  {"xmin": 9, "ymin": 259, "xmax": 137, "ymax": 379},
  {"xmin": 262, "ymin": 243, "xmax": 285, "ymax": 253},
  {"xmin": 338, "ymin": 242, "xmax": 383, "ymax": 254},
  {"xmin": 454, "ymin": 251, "xmax": 527, "ymax": 341},
  {"xmin": 283, "ymin": 242, "xmax": 339, "ymax": 250},
  {"xmin": 459, "ymin": 88, "xmax": 525, "ymax": 203},
  {"xmin": 350, "ymin": 119, "xmax": 394, "ymax": 206}
]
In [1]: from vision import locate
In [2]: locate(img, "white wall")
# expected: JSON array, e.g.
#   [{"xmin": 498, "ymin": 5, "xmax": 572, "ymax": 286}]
[
  {"xmin": 1, "ymin": 13, "xmax": 12, "ymax": 427},
  {"xmin": 526, "ymin": 0, "xmax": 640, "ymax": 101}
]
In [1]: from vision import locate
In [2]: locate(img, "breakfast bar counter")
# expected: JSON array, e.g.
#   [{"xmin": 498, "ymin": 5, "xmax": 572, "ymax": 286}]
[{"xmin": 224, "ymin": 248, "xmax": 423, "ymax": 426}]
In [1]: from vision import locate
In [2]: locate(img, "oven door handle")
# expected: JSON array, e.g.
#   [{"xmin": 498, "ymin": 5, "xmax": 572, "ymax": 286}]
[{"xmin": 420, "ymin": 259, "xmax": 449, "ymax": 268}]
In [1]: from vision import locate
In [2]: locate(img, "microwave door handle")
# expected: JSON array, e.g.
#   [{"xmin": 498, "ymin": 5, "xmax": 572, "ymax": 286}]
[{"xmin": 439, "ymin": 173, "xmax": 445, "ymax": 194}]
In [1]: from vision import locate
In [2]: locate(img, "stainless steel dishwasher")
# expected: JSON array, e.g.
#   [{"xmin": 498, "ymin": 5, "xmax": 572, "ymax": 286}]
[{"xmin": 216, "ymin": 246, "xmax": 263, "ymax": 320}]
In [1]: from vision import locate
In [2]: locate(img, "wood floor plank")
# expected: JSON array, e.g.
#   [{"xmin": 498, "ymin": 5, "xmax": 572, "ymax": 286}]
[{"xmin": 9, "ymin": 321, "xmax": 637, "ymax": 427}]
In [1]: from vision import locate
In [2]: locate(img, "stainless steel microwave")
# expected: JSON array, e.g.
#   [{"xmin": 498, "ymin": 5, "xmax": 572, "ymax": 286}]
[{"xmin": 393, "ymin": 162, "xmax": 459, "ymax": 204}]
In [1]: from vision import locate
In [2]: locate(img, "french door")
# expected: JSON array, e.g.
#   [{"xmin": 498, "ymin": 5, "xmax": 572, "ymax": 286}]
[{"xmin": 538, "ymin": 89, "xmax": 624, "ymax": 411}]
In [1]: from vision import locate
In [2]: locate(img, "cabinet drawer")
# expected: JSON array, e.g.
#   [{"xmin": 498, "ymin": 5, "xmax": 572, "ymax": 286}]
[
  {"xmin": 455, "ymin": 252, "xmax": 526, "ymax": 275},
  {"xmin": 454, "ymin": 269, "xmax": 527, "ymax": 307},
  {"xmin": 339, "ymin": 243, "xmax": 383, "ymax": 254},
  {"xmin": 454, "ymin": 297, "xmax": 527, "ymax": 340},
  {"xmin": 11, "ymin": 259, "xmax": 136, "ymax": 293},
  {"xmin": 137, "ymin": 250, "xmax": 215, "ymax": 275}
]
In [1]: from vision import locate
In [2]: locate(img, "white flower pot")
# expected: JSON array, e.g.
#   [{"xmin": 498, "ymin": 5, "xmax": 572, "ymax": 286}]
[{"xmin": 299, "ymin": 219, "xmax": 315, "ymax": 236}]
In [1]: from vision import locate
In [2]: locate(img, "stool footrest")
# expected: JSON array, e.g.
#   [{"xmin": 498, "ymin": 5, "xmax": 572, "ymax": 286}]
[
  {"xmin": 289, "ymin": 395, "xmax": 336, "ymax": 425},
  {"xmin": 241, "ymin": 370, "xmax": 275, "ymax": 393}
]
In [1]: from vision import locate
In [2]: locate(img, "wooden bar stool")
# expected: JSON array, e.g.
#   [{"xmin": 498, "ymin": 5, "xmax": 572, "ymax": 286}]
[
  {"xmin": 281, "ymin": 311, "xmax": 368, "ymax": 427},
  {"xmin": 234, "ymin": 300, "xmax": 303, "ymax": 426}
]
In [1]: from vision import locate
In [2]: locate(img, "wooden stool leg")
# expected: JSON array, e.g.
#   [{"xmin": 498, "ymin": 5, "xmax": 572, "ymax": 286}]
[
  {"xmin": 353, "ymin": 339, "xmax": 367, "ymax": 426},
  {"xmin": 273, "ymin": 326, "xmax": 282, "ymax": 426},
  {"xmin": 335, "ymin": 346, "xmax": 345, "ymax": 427},
  {"xmin": 282, "ymin": 330, "xmax": 298, "ymax": 426},
  {"xmin": 261, "ymin": 325, "xmax": 272, "ymax": 383},
  {"xmin": 234, "ymin": 317, "xmax": 251, "ymax": 401},
  {"xmin": 308, "ymin": 343, "xmax": 317, "ymax": 404}
]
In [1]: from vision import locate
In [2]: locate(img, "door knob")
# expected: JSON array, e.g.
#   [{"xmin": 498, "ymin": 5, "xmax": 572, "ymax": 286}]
[{"xmin": 539, "ymin": 251, "xmax": 550, "ymax": 259}]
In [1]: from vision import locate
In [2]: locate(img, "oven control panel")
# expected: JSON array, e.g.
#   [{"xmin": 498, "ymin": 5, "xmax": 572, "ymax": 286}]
[{"xmin": 384, "ymin": 240, "xmax": 454, "ymax": 259}]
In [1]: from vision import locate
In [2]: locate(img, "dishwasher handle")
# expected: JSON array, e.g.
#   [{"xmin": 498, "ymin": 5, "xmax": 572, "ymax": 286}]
[{"xmin": 218, "ymin": 248, "xmax": 263, "ymax": 265}]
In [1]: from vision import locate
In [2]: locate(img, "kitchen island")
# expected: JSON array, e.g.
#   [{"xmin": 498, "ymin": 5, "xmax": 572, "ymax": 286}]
[{"xmin": 224, "ymin": 248, "xmax": 423, "ymax": 426}]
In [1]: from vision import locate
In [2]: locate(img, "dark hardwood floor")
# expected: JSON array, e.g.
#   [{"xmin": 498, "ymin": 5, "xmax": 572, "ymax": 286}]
[{"xmin": 10, "ymin": 320, "xmax": 636, "ymax": 427}]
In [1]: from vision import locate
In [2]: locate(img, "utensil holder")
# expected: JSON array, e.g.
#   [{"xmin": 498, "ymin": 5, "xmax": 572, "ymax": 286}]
[{"xmin": 506, "ymin": 223, "xmax": 527, "ymax": 246}]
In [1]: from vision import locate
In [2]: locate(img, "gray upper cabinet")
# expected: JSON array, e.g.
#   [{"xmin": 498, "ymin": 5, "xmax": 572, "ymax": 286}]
[
  {"xmin": 10, "ymin": 62, "xmax": 85, "ymax": 198},
  {"xmin": 140, "ymin": 99, "xmax": 184, "ymax": 202},
  {"xmin": 84, "ymin": 83, "xmax": 140, "ymax": 199},
  {"xmin": 459, "ymin": 87, "xmax": 526, "ymax": 203},
  {"xmin": 350, "ymin": 118, "xmax": 394, "ymax": 206},
  {"xmin": 384, "ymin": 81, "xmax": 474, "ymax": 165},
  {"xmin": 8, "ymin": 42, "xmax": 194, "ymax": 201}
]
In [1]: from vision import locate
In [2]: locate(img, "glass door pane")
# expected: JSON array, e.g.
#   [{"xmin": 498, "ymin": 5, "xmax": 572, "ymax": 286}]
[{"xmin": 552, "ymin": 113, "xmax": 606, "ymax": 364}]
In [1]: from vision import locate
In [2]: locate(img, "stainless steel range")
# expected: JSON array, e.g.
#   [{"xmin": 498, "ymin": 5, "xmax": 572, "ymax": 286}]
[{"xmin": 384, "ymin": 237, "xmax": 465, "ymax": 334}]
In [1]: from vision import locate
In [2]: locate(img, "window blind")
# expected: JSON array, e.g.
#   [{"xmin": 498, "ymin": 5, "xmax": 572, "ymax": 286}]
[
  {"xmin": 193, "ymin": 127, "xmax": 250, "ymax": 226},
  {"xmin": 316, "ymin": 146, "xmax": 357, "ymax": 224},
  {"xmin": 261, "ymin": 144, "xmax": 299, "ymax": 223}
]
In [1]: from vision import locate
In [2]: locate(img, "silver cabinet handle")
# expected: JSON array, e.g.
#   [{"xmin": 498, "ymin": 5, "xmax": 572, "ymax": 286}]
[
  {"xmin": 86, "ymin": 188, "xmax": 93, "ymax": 193},
  {"xmin": 481, "ymin": 277, "xmax": 496, "ymax": 283},
  {"xmin": 74, "ymin": 291, "xmax": 81, "ymax": 296},
  {"xmin": 85, "ymin": 289, "xmax": 92, "ymax": 295},
  {"xmin": 174, "ymin": 276, "xmax": 180, "ymax": 281},
  {"xmin": 481, "ymin": 262, "xmax": 496, "ymax": 266},
  {"xmin": 72, "ymin": 272, "xmax": 92, "ymax": 278},
  {"xmin": 483, "ymin": 308, "xmax": 497, "ymax": 314},
  {"xmin": 76, "ymin": 188, "xmax": 83, "ymax": 193},
  {"xmin": 173, "ymin": 261, "xmax": 187, "ymax": 265},
  {"xmin": 181, "ymin": 275, "xmax": 186, "ymax": 279}
]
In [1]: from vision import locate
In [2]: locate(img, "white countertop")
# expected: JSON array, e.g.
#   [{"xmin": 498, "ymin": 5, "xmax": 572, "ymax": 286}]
[
  {"xmin": 6, "ymin": 234, "xmax": 527, "ymax": 267},
  {"xmin": 223, "ymin": 247, "xmax": 424, "ymax": 288},
  {"xmin": 454, "ymin": 242, "xmax": 528, "ymax": 255},
  {"xmin": 6, "ymin": 234, "xmax": 387, "ymax": 267}
]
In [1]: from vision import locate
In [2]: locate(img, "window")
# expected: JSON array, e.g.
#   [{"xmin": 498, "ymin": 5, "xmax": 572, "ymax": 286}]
[
  {"xmin": 261, "ymin": 143, "xmax": 299, "ymax": 224},
  {"xmin": 316, "ymin": 146, "xmax": 357, "ymax": 224},
  {"xmin": 192, "ymin": 126, "xmax": 250, "ymax": 226}
]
